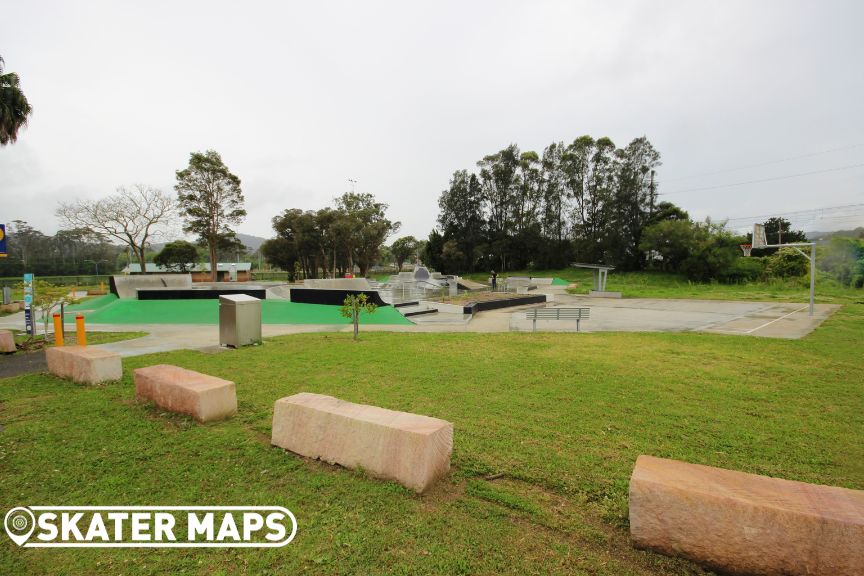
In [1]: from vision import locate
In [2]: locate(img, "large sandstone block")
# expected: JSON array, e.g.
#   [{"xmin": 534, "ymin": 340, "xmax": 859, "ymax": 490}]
[
  {"xmin": 134, "ymin": 364, "xmax": 237, "ymax": 423},
  {"xmin": 46, "ymin": 345, "xmax": 122, "ymax": 384},
  {"xmin": 0, "ymin": 330, "xmax": 15, "ymax": 353},
  {"xmin": 272, "ymin": 393, "xmax": 453, "ymax": 493},
  {"xmin": 629, "ymin": 455, "xmax": 864, "ymax": 576}
]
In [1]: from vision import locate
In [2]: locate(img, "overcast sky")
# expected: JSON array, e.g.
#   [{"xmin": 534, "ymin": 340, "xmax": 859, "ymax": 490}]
[{"xmin": 2, "ymin": 0, "xmax": 863, "ymax": 241}]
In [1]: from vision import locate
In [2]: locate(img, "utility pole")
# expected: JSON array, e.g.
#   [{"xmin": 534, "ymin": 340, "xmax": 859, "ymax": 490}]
[
  {"xmin": 348, "ymin": 178, "xmax": 357, "ymax": 193},
  {"xmin": 649, "ymin": 170, "xmax": 656, "ymax": 216}
]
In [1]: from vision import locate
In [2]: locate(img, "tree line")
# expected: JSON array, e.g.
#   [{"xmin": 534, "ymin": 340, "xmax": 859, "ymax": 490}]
[
  {"xmin": 0, "ymin": 220, "xmax": 124, "ymax": 277},
  {"xmin": 424, "ymin": 136, "xmax": 674, "ymax": 274},
  {"xmin": 421, "ymin": 136, "xmax": 864, "ymax": 287},
  {"xmin": 260, "ymin": 193, "xmax": 399, "ymax": 280}
]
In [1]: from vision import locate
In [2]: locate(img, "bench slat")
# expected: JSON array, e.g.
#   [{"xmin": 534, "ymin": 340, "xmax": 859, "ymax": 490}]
[
  {"xmin": 527, "ymin": 307, "xmax": 590, "ymax": 332},
  {"xmin": 527, "ymin": 308, "xmax": 590, "ymax": 318}
]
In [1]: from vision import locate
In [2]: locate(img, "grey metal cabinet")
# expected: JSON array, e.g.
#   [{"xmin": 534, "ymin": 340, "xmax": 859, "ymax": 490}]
[{"xmin": 219, "ymin": 294, "xmax": 262, "ymax": 347}]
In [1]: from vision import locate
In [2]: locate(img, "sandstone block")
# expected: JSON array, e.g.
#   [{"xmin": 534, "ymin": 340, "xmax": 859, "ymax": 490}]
[
  {"xmin": 629, "ymin": 455, "xmax": 864, "ymax": 575},
  {"xmin": 46, "ymin": 345, "xmax": 122, "ymax": 384},
  {"xmin": 0, "ymin": 330, "xmax": 15, "ymax": 353},
  {"xmin": 134, "ymin": 364, "xmax": 237, "ymax": 423},
  {"xmin": 271, "ymin": 393, "xmax": 453, "ymax": 493}
]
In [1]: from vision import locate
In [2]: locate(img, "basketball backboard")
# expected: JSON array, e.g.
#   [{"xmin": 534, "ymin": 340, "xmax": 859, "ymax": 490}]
[{"xmin": 752, "ymin": 223, "xmax": 768, "ymax": 248}]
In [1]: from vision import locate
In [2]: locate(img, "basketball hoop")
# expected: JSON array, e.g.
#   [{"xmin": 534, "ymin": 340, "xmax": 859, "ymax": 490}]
[{"xmin": 740, "ymin": 244, "xmax": 752, "ymax": 257}]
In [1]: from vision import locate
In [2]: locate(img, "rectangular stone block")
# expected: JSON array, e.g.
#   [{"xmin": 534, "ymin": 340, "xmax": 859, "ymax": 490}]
[
  {"xmin": 271, "ymin": 393, "xmax": 453, "ymax": 493},
  {"xmin": 0, "ymin": 330, "xmax": 15, "ymax": 353},
  {"xmin": 46, "ymin": 345, "xmax": 122, "ymax": 384},
  {"xmin": 629, "ymin": 455, "xmax": 864, "ymax": 576},
  {"xmin": 134, "ymin": 365, "xmax": 237, "ymax": 423}
]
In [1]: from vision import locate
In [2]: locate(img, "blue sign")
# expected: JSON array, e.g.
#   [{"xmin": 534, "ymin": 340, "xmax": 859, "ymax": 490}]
[
  {"xmin": 0, "ymin": 224, "xmax": 6, "ymax": 257},
  {"xmin": 23, "ymin": 272, "xmax": 35, "ymax": 336}
]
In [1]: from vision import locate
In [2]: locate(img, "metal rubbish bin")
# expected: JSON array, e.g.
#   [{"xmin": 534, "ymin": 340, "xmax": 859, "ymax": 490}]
[{"xmin": 219, "ymin": 294, "xmax": 262, "ymax": 347}]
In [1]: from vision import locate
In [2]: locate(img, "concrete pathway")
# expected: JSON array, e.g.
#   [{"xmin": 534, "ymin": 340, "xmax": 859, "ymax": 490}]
[{"xmin": 0, "ymin": 292, "xmax": 841, "ymax": 359}]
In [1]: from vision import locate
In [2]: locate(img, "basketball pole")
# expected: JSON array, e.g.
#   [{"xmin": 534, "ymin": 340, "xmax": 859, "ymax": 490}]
[
  {"xmin": 809, "ymin": 242, "xmax": 816, "ymax": 316},
  {"xmin": 781, "ymin": 242, "xmax": 816, "ymax": 316}
]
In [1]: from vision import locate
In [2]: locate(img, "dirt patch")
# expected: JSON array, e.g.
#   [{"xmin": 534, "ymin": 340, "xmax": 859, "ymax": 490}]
[{"xmin": 0, "ymin": 350, "xmax": 48, "ymax": 378}]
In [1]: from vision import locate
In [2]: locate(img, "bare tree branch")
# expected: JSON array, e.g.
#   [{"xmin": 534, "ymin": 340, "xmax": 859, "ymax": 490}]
[{"xmin": 55, "ymin": 184, "xmax": 177, "ymax": 273}]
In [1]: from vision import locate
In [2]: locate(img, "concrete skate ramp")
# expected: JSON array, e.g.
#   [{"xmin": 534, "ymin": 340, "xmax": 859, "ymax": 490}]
[
  {"xmin": 457, "ymin": 278, "xmax": 487, "ymax": 290},
  {"xmin": 290, "ymin": 287, "xmax": 388, "ymax": 307},
  {"xmin": 530, "ymin": 277, "xmax": 555, "ymax": 286},
  {"xmin": 110, "ymin": 274, "xmax": 193, "ymax": 299},
  {"xmin": 303, "ymin": 278, "xmax": 372, "ymax": 290},
  {"xmin": 137, "ymin": 286, "xmax": 266, "ymax": 300},
  {"xmin": 266, "ymin": 284, "xmax": 294, "ymax": 300}
]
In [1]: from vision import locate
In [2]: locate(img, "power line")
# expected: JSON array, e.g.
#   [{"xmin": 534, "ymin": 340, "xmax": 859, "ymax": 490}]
[
  {"xmin": 718, "ymin": 203, "xmax": 864, "ymax": 231},
  {"xmin": 661, "ymin": 142, "xmax": 864, "ymax": 183},
  {"xmin": 721, "ymin": 202, "xmax": 864, "ymax": 224},
  {"xmin": 661, "ymin": 162, "xmax": 864, "ymax": 196}
]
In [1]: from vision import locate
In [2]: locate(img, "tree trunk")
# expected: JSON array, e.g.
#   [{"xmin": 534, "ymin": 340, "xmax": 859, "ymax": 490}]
[
  {"xmin": 353, "ymin": 308, "xmax": 359, "ymax": 340},
  {"xmin": 209, "ymin": 242, "xmax": 218, "ymax": 282},
  {"xmin": 137, "ymin": 247, "xmax": 148, "ymax": 275}
]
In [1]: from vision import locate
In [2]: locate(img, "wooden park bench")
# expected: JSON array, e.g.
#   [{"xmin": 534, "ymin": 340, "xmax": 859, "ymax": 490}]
[{"xmin": 526, "ymin": 307, "xmax": 590, "ymax": 332}]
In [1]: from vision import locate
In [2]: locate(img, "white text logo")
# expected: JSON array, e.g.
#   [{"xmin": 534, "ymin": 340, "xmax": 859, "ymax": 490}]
[{"xmin": 3, "ymin": 506, "xmax": 297, "ymax": 548}]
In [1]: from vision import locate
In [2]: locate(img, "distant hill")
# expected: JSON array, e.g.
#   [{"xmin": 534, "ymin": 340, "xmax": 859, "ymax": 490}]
[
  {"xmin": 808, "ymin": 227, "xmax": 864, "ymax": 240},
  {"xmin": 235, "ymin": 233, "xmax": 268, "ymax": 251},
  {"xmin": 148, "ymin": 233, "xmax": 269, "ymax": 253}
]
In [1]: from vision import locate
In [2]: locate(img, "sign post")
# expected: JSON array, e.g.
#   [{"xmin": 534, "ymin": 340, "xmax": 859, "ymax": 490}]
[
  {"xmin": 23, "ymin": 273, "xmax": 35, "ymax": 337},
  {"xmin": 0, "ymin": 223, "xmax": 7, "ymax": 258}
]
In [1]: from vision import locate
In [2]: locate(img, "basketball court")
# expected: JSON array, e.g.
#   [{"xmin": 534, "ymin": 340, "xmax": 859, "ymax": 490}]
[
  {"xmin": 509, "ymin": 296, "xmax": 839, "ymax": 339},
  {"xmin": 508, "ymin": 221, "xmax": 835, "ymax": 338}
]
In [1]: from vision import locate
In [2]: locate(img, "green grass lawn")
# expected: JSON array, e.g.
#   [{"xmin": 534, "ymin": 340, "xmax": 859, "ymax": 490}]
[
  {"xmin": 63, "ymin": 295, "xmax": 411, "ymax": 326},
  {"xmin": 1, "ymin": 299, "xmax": 861, "ymax": 574},
  {"xmin": 11, "ymin": 330, "xmax": 147, "ymax": 347}
]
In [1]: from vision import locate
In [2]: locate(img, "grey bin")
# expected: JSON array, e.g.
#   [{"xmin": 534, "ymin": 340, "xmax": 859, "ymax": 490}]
[{"xmin": 219, "ymin": 294, "xmax": 262, "ymax": 347}]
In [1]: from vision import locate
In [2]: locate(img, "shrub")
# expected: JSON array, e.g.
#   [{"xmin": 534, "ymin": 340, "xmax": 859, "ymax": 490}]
[
  {"xmin": 719, "ymin": 256, "xmax": 767, "ymax": 282},
  {"xmin": 765, "ymin": 247, "xmax": 808, "ymax": 278}
]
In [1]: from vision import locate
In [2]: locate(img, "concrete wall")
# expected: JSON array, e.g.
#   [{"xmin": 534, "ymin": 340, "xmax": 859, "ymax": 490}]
[
  {"xmin": 110, "ymin": 274, "xmax": 193, "ymax": 299},
  {"xmin": 420, "ymin": 301, "xmax": 465, "ymax": 315},
  {"xmin": 303, "ymin": 278, "xmax": 372, "ymax": 290}
]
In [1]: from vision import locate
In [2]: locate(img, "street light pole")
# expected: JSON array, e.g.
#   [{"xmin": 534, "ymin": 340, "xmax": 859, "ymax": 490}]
[{"xmin": 85, "ymin": 259, "xmax": 107, "ymax": 276}]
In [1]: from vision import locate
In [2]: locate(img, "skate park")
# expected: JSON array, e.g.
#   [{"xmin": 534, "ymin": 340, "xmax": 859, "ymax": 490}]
[{"xmin": 1, "ymin": 264, "xmax": 838, "ymax": 358}]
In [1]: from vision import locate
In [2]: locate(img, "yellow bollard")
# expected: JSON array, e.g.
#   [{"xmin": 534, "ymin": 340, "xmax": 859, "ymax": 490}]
[
  {"xmin": 76, "ymin": 314, "xmax": 87, "ymax": 346},
  {"xmin": 99, "ymin": 281, "xmax": 105, "ymax": 294},
  {"xmin": 53, "ymin": 313, "xmax": 64, "ymax": 346}
]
